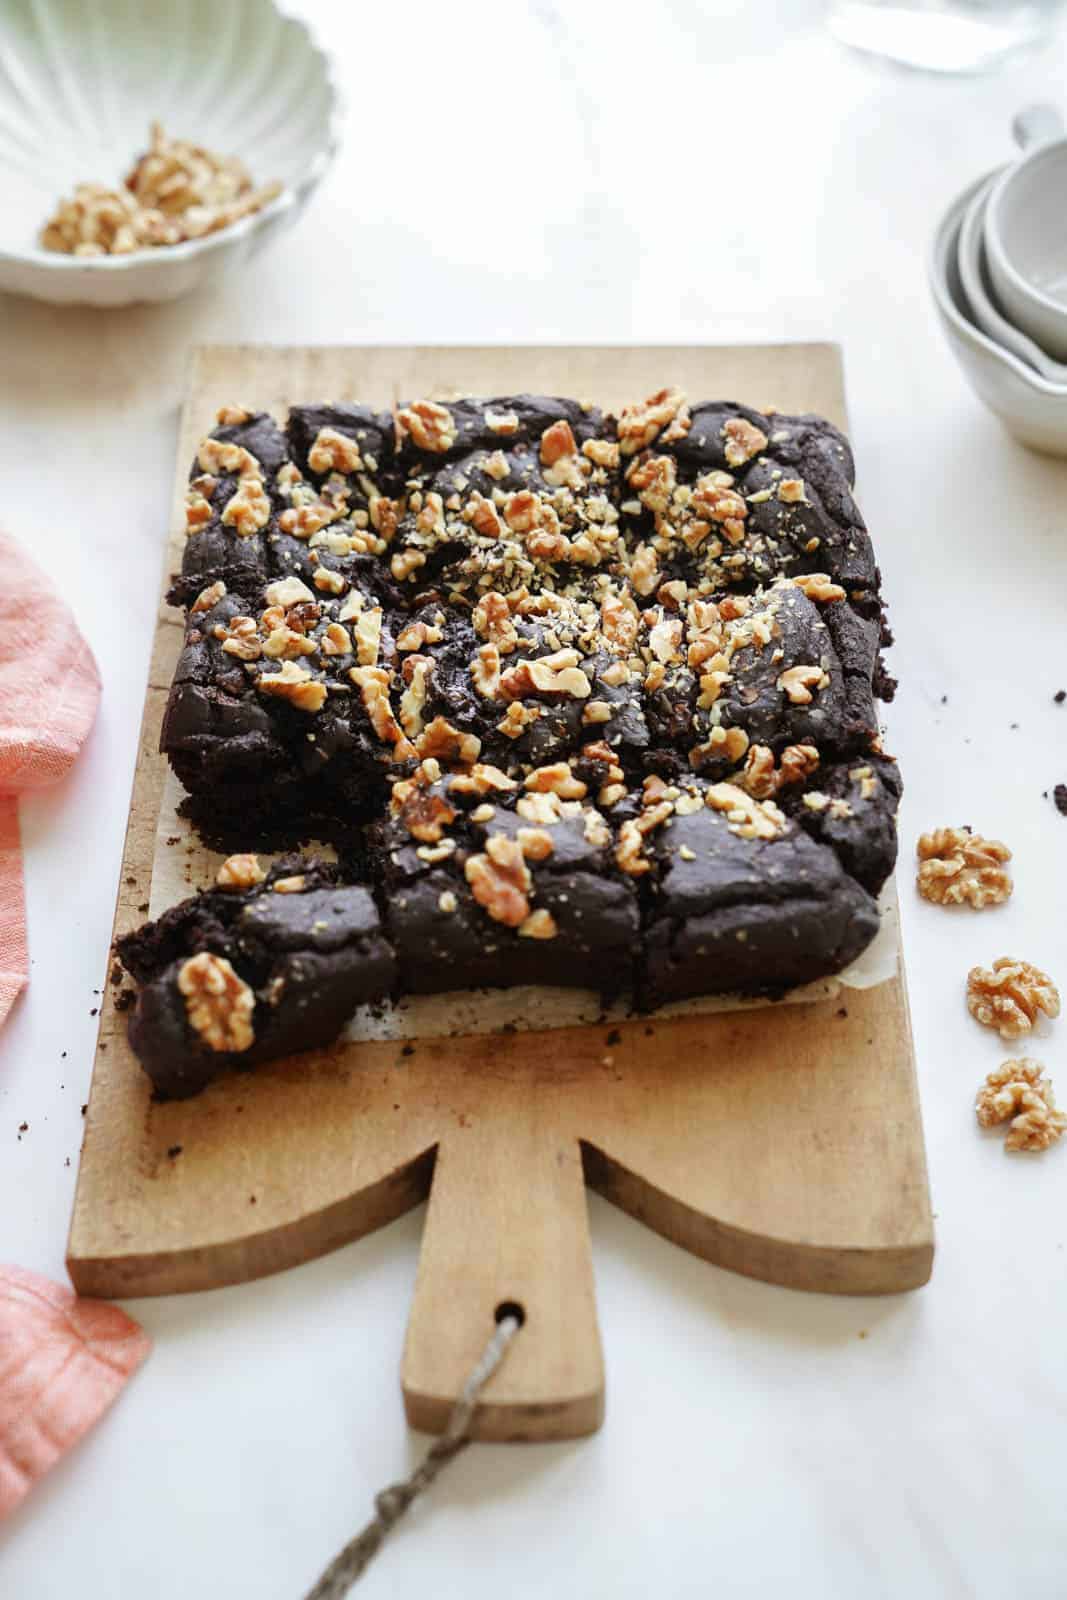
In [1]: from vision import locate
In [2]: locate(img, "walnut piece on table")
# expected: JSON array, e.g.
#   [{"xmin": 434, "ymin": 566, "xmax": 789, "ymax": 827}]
[
  {"xmin": 975, "ymin": 1060, "xmax": 1067, "ymax": 1152},
  {"xmin": 966, "ymin": 957, "xmax": 1060, "ymax": 1039},
  {"xmin": 916, "ymin": 827, "xmax": 1012, "ymax": 909}
]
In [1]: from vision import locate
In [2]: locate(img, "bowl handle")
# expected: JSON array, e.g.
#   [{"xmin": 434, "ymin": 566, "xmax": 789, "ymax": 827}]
[{"xmin": 1012, "ymin": 103, "xmax": 1064, "ymax": 151}]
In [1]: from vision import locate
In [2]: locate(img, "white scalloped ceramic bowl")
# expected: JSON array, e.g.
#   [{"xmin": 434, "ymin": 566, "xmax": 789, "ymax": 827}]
[{"xmin": 0, "ymin": 0, "xmax": 339, "ymax": 306}]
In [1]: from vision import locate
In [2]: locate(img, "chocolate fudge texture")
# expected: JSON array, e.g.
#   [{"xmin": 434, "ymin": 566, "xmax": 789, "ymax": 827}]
[{"xmin": 122, "ymin": 388, "xmax": 900, "ymax": 1095}]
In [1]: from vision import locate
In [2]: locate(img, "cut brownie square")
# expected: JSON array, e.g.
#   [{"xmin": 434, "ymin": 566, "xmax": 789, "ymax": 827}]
[
  {"xmin": 623, "ymin": 774, "xmax": 882, "ymax": 1009},
  {"xmin": 117, "ymin": 856, "xmax": 395, "ymax": 1099},
  {"xmin": 367, "ymin": 758, "xmax": 640, "ymax": 997}
]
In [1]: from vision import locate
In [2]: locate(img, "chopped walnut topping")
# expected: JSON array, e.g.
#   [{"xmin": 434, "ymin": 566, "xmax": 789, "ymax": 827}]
[
  {"xmin": 396, "ymin": 618, "xmax": 443, "ymax": 653},
  {"xmin": 471, "ymin": 642, "xmax": 502, "ymax": 698},
  {"xmin": 497, "ymin": 702, "xmax": 539, "ymax": 739},
  {"xmin": 449, "ymin": 763, "xmax": 518, "ymax": 797},
  {"xmin": 916, "ymin": 828, "xmax": 1013, "ymax": 909},
  {"xmin": 261, "ymin": 623, "xmax": 318, "ymax": 661},
  {"xmin": 265, "ymin": 576, "xmax": 314, "ymax": 607},
  {"xmin": 483, "ymin": 449, "xmax": 510, "ymax": 481},
  {"xmin": 468, "ymin": 494, "xmax": 503, "ymax": 539},
  {"xmin": 582, "ymin": 701, "xmax": 614, "ymax": 725},
  {"xmin": 472, "ymin": 592, "xmax": 519, "ymax": 654},
  {"xmin": 738, "ymin": 743, "xmax": 819, "ymax": 799},
  {"xmin": 648, "ymin": 614, "xmax": 684, "ymax": 664},
  {"xmin": 464, "ymin": 836, "xmax": 531, "ymax": 927},
  {"xmin": 214, "ymin": 615, "xmax": 262, "ymax": 661},
  {"xmin": 967, "ymin": 959, "xmax": 1060, "ymax": 1039},
  {"xmin": 191, "ymin": 580, "xmax": 227, "ymax": 615},
  {"xmin": 352, "ymin": 607, "xmax": 382, "ymax": 667},
  {"xmin": 197, "ymin": 437, "xmax": 262, "ymax": 479},
  {"xmin": 394, "ymin": 782, "xmax": 456, "ymax": 843},
  {"xmin": 629, "ymin": 543, "xmax": 660, "ymax": 598},
  {"xmin": 320, "ymin": 623, "xmax": 352, "ymax": 656},
  {"xmin": 516, "ymin": 791, "xmax": 561, "ymax": 824},
  {"xmin": 516, "ymin": 827, "xmax": 555, "ymax": 861},
  {"xmin": 705, "ymin": 783, "xmax": 787, "ymax": 841},
  {"xmin": 691, "ymin": 473, "xmax": 747, "ymax": 546},
  {"xmin": 397, "ymin": 399, "xmax": 457, "ymax": 453},
  {"xmin": 257, "ymin": 659, "xmax": 325, "ymax": 712},
  {"xmin": 272, "ymin": 875, "xmax": 307, "ymax": 894},
  {"xmin": 485, "ymin": 408, "xmax": 519, "ymax": 435},
  {"xmin": 415, "ymin": 716, "xmax": 481, "ymax": 765},
  {"xmin": 399, "ymin": 658, "xmax": 433, "ymax": 739},
  {"xmin": 308, "ymin": 427, "xmax": 363, "ymax": 475},
  {"xmin": 540, "ymin": 419, "xmax": 578, "ymax": 466},
  {"xmin": 601, "ymin": 590, "xmax": 640, "ymax": 653},
  {"xmin": 976, "ymin": 1060, "xmax": 1067, "ymax": 1152},
  {"xmin": 177, "ymin": 952, "xmax": 255, "ymax": 1054},
  {"xmin": 313, "ymin": 567, "xmax": 348, "ymax": 596},
  {"xmin": 689, "ymin": 725, "xmax": 750, "ymax": 769},
  {"xmin": 221, "ymin": 474, "xmax": 270, "ymax": 537},
  {"xmin": 391, "ymin": 549, "xmax": 427, "ymax": 582},
  {"xmin": 583, "ymin": 437, "xmax": 620, "ymax": 469},
  {"xmin": 215, "ymin": 853, "xmax": 265, "ymax": 891},
  {"xmin": 519, "ymin": 909, "xmax": 559, "ymax": 940},
  {"xmin": 777, "ymin": 663, "xmax": 830, "ymax": 704},
  {"xmin": 793, "ymin": 573, "xmax": 846, "ymax": 603},
  {"xmin": 778, "ymin": 478, "xmax": 808, "ymax": 504},
  {"xmin": 500, "ymin": 649, "xmax": 591, "ymax": 702},
  {"xmin": 350, "ymin": 666, "xmax": 413, "ymax": 756},
  {"xmin": 185, "ymin": 486, "xmax": 214, "ymax": 534},
  {"xmin": 722, "ymin": 417, "xmax": 768, "ymax": 468},
  {"xmin": 617, "ymin": 387, "xmax": 687, "ymax": 456},
  {"xmin": 524, "ymin": 763, "xmax": 588, "ymax": 799}
]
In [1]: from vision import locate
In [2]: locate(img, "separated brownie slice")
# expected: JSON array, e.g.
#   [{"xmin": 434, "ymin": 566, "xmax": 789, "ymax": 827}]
[
  {"xmin": 367, "ymin": 757, "xmax": 640, "ymax": 997},
  {"xmin": 621, "ymin": 774, "xmax": 882, "ymax": 1009},
  {"xmin": 117, "ymin": 855, "xmax": 395, "ymax": 1099}
]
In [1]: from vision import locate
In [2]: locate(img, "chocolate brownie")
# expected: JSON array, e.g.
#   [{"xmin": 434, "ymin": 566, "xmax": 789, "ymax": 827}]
[
  {"xmin": 117, "ymin": 856, "xmax": 395, "ymax": 1098},
  {"xmin": 627, "ymin": 774, "xmax": 882, "ymax": 1009},
  {"xmin": 367, "ymin": 759, "xmax": 640, "ymax": 996},
  {"xmin": 117, "ymin": 386, "xmax": 902, "ymax": 1094}
]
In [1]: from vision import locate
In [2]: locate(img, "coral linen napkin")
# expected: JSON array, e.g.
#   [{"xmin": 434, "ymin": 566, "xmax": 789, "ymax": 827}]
[
  {"xmin": 0, "ymin": 528, "xmax": 102, "ymax": 1024},
  {"xmin": 0, "ymin": 530, "xmax": 149, "ymax": 1519}
]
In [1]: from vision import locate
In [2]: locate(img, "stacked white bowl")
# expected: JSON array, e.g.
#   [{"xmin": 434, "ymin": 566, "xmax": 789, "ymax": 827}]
[{"xmin": 931, "ymin": 104, "xmax": 1067, "ymax": 456}]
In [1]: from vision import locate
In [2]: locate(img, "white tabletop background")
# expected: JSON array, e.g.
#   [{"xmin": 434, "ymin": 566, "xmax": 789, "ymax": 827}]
[{"xmin": 2, "ymin": 2, "xmax": 1066, "ymax": 1594}]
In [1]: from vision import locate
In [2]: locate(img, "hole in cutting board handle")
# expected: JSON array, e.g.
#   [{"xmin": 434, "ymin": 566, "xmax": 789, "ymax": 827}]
[{"xmin": 494, "ymin": 1299, "xmax": 526, "ymax": 1327}]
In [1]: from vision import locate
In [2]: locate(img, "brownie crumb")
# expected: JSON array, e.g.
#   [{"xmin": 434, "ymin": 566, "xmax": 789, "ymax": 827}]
[
  {"xmin": 110, "ymin": 962, "xmax": 123, "ymax": 986},
  {"xmin": 18, "ymin": 1121, "xmax": 28, "ymax": 1134},
  {"xmin": 1054, "ymin": 784, "xmax": 1067, "ymax": 816},
  {"xmin": 89, "ymin": 1007, "xmax": 98, "ymax": 1017},
  {"xmin": 64, "ymin": 1157, "xmax": 70, "ymax": 1168},
  {"xmin": 606, "ymin": 1028, "xmax": 622, "ymax": 1047},
  {"xmin": 114, "ymin": 989, "xmax": 134, "ymax": 1012},
  {"xmin": 125, "ymin": 875, "xmax": 137, "ymax": 887},
  {"xmin": 837, "ymin": 1007, "xmax": 848, "ymax": 1018},
  {"xmin": 401, "ymin": 1043, "xmax": 415, "ymax": 1057},
  {"xmin": 940, "ymin": 694, "xmax": 948, "ymax": 705},
  {"xmin": 81, "ymin": 1104, "xmax": 87, "ymax": 1116},
  {"xmin": 249, "ymin": 1195, "xmax": 257, "ymax": 1205},
  {"xmin": 1055, "ymin": 690, "xmax": 1065, "ymax": 704},
  {"xmin": 166, "ymin": 1144, "xmax": 183, "ymax": 1159}
]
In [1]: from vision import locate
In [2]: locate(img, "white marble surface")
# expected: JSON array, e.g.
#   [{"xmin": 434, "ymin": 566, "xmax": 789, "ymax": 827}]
[{"xmin": 2, "ymin": 3, "xmax": 1067, "ymax": 1594}]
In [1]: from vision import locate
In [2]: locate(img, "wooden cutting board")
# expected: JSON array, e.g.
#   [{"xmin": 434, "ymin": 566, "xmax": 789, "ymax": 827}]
[{"xmin": 67, "ymin": 345, "xmax": 933, "ymax": 1442}]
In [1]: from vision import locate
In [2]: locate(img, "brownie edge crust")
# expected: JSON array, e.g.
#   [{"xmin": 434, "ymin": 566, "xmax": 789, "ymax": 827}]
[{"xmin": 120, "ymin": 388, "xmax": 900, "ymax": 1098}]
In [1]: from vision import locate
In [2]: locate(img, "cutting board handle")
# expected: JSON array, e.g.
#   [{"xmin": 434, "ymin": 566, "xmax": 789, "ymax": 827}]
[{"xmin": 401, "ymin": 1120, "xmax": 604, "ymax": 1441}]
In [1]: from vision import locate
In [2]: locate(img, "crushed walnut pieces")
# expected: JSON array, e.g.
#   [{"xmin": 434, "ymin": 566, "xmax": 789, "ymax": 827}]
[
  {"xmin": 916, "ymin": 828, "xmax": 1012, "ymax": 909},
  {"xmin": 40, "ymin": 123, "xmax": 281, "ymax": 257},
  {"xmin": 975, "ymin": 1060, "xmax": 1067, "ymax": 1152},
  {"xmin": 256, "ymin": 659, "xmax": 326, "ymax": 713},
  {"xmin": 966, "ymin": 958, "xmax": 1060, "ymax": 1039},
  {"xmin": 177, "ymin": 952, "xmax": 255, "ymax": 1053},
  {"xmin": 464, "ymin": 834, "xmax": 532, "ymax": 927},
  {"xmin": 215, "ymin": 854, "xmax": 266, "ymax": 891}
]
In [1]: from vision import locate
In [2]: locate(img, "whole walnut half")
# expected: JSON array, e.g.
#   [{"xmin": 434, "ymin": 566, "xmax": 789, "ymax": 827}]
[{"xmin": 966, "ymin": 958, "xmax": 1060, "ymax": 1039}]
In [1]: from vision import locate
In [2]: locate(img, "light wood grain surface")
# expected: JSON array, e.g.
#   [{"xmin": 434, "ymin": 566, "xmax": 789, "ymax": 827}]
[{"xmin": 67, "ymin": 345, "xmax": 932, "ymax": 1441}]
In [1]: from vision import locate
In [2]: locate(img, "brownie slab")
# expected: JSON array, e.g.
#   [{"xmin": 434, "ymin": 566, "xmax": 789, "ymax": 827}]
[{"xmin": 117, "ymin": 385, "xmax": 901, "ymax": 1096}]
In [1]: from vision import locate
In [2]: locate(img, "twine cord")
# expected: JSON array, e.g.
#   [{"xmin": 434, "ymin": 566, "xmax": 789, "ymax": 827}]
[{"xmin": 302, "ymin": 1313, "xmax": 523, "ymax": 1598}]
